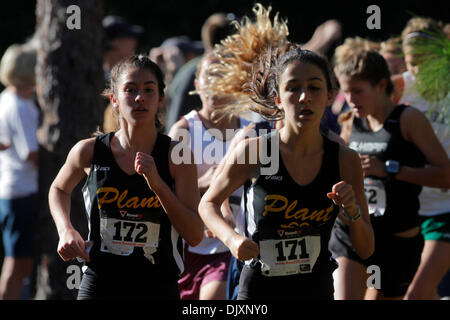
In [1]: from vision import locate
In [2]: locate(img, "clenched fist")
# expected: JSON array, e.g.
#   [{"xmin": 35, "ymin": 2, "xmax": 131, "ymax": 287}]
[{"xmin": 135, "ymin": 152, "xmax": 163, "ymax": 191}]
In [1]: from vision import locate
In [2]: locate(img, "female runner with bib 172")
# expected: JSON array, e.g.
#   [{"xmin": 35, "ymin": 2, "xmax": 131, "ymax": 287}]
[{"xmin": 48, "ymin": 55, "xmax": 203, "ymax": 300}]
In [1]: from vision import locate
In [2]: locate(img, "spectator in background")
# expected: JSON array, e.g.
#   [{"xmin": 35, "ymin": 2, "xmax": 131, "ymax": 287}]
[
  {"xmin": 302, "ymin": 19, "xmax": 343, "ymax": 57},
  {"xmin": 164, "ymin": 13, "xmax": 238, "ymax": 133},
  {"xmin": 102, "ymin": 15, "xmax": 143, "ymax": 133},
  {"xmin": 150, "ymin": 36, "xmax": 204, "ymax": 87},
  {"xmin": 0, "ymin": 43, "xmax": 39, "ymax": 300},
  {"xmin": 102, "ymin": 15, "xmax": 143, "ymax": 81}
]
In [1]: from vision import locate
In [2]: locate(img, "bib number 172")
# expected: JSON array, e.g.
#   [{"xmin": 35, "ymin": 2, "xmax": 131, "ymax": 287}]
[{"xmin": 112, "ymin": 221, "xmax": 148, "ymax": 244}]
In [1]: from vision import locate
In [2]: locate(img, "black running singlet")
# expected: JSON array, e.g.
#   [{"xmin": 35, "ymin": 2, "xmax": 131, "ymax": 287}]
[
  {"xmin": 244, "ymin": 132, "xmax": 341, "ymax": 277},
  {"xmin": 348, "ymin": 105, "xmax": 426, "ymax": 233},
  {"xmin": 82, "ymin": 132, "xmax": 184, "ymax": 283}
]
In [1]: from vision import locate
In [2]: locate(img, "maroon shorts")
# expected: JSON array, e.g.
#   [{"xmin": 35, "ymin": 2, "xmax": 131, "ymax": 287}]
[{"xmin": 178, "ymin": 247, "xmax": 231, "ymax": 300}]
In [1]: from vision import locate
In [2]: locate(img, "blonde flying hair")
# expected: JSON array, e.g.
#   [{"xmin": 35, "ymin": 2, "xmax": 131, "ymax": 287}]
[{"xmin": 202, "ymin": 3, "xmax": 289, "ymax": 119}]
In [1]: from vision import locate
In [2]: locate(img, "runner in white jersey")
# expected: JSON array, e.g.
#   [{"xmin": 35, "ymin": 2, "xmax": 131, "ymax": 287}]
[
  {"xmin": 392, "ymin": 19, "xmax": 450, "ymax": 299},
  {"xmin": 169, "ymin": 50, "xmax": 250, "ymax": 300}
]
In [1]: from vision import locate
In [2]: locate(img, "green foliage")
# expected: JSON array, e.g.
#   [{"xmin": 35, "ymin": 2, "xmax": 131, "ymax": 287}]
[{"xmin": 412, "ymin": 31, "xmax": 450, "ymax": 124}]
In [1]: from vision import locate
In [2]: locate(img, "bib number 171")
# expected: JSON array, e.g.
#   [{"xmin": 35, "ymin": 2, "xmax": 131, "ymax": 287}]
[
  {"xmin": 259, "ymin": 236, "xmax": 321, "ymax": 276},
  {"xmin": 275, "ymin": 238, "xmax": 309, "ymax": 261}
]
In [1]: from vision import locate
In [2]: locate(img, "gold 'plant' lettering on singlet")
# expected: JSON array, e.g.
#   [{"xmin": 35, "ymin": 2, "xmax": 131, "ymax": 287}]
[
  {"xmin": 262, "ymin": 194, "xmax": 335, "ymax": 228},
  {"xmin": 96, "ymin": 187, "xmax": 161, "ymax": 209}
]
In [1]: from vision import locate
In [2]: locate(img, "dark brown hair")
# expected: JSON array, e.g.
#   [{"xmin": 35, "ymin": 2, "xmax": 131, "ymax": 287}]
[
  {"xmin": 103, "ymin": 54, "xmax": 166, "ymax": 130},
  {"xmin": 334, "ymin": 50, "xmax": 394, "ymax": 96},
  {"xmin": 247, "ymin": 42, "xmax": 335, "ymax": 120}
]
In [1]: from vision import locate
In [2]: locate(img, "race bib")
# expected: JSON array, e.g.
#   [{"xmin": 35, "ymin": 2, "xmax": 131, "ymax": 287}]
[
  {"xmin": 259, "ymin": 235, "xmax": 321, "ymax": 277},
  {"xmin": 100, "ymin": 210, "xmax": 160, "ymax": 260},
  {"xmin": 364, "ymin": 177, "xmax": 386, "ymax": 217}
]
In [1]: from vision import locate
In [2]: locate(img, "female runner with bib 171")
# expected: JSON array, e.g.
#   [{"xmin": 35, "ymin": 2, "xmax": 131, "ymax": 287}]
[{"xmin": 199, "ymin": 43, "xmax": 375, "ymax": 300}]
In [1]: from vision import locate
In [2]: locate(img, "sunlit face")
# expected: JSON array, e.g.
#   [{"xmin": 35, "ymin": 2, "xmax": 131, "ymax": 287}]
[
  {"xmin": 338, "ymin": 76, "xmax": 385, "ymax": 118},
  {"xmin": 403, "ymin": 45, "xmax": 420, "ymax": 77},
  {"xmin": 381, "ymin": 52, "xmax": 406, "ymax": 76},
  {"xmin": 195, "ymin": 58, "xmax": 231, "ymax": 111},
  {"xmin": 112, "ymin": 67, "xmax": 163, "ymax": 127},
  {"xmin": 276, "ymin": 61, "xmax": 333, "ymax": 129}
]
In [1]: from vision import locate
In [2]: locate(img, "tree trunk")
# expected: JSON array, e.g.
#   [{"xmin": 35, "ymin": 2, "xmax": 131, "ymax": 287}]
[{"xmin": 34, "ymin": 0, "xmax": 104, "ymax": 299}]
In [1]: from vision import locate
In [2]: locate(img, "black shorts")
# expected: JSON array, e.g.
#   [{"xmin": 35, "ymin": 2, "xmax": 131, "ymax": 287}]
[
  {"xmin": 237, "ymin": 263, "xmax": 335, "ymax": 300},
  {"xmin": 329, "ymin": 218, "xmax": 424, "ymax": 297},
  {"xmin": 77, "ymin": 267, "xmax": 180, "ymax": 300}
]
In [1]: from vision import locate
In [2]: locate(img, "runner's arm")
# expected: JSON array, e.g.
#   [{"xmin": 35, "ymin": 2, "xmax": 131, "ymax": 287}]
[
  {"xmin": 338, "ymin": 145, "xmax": 375, "ymax": 260},
  {"xmin": 48, "ymin": 138, "xmax": 94, "ymax": 261},
  {"xmin": 199, "ymin": 138, "xmax": 260, "ymax": 260},
  {"xmin": 397, "ymin": 107, "xmax": 450, "ymax": 188},
  {"xmin": 159, "ymin": 142, "xmax": 204, "ymax": 246}
]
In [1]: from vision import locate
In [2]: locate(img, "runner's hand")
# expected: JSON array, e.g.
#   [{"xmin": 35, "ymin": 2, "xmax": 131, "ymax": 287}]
[
  {"xmin": 360, "ymin": 155, "xmax": 387, "ymax": 177},
  {"xmin": 135, "ymin": 152, "xmax": 163, "ymax": 191},
  {"xmin": 57, "ymin": 228, "xmax": 90, "ymax": 262},
  {"xmin": 228, "ymin": 234, "xmax": 259, "ymax": 261},
  {"xmin": 327, "ymin": 181, "xmax": 358, "ymax": 217}
]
